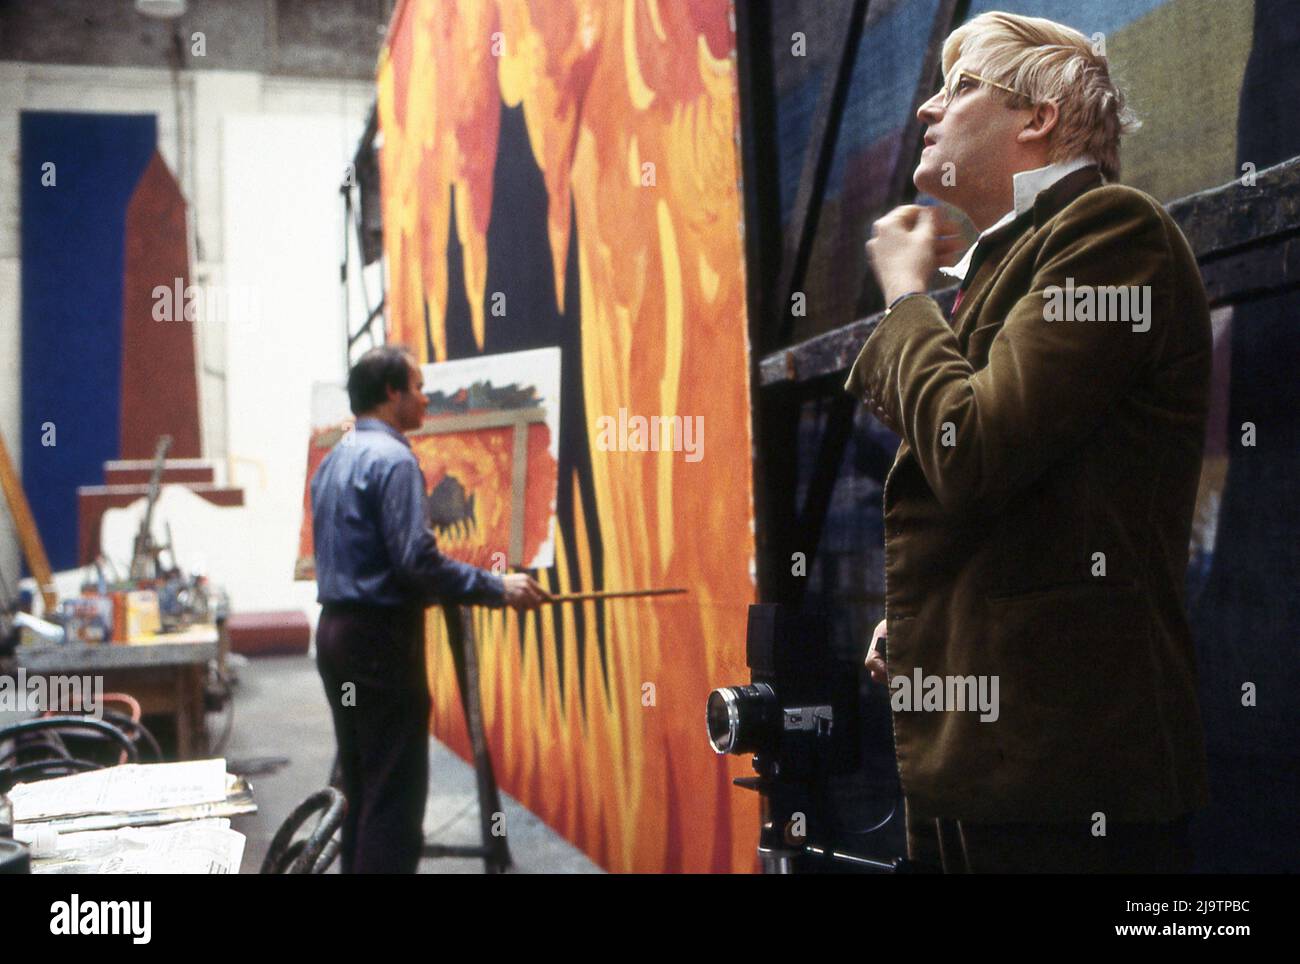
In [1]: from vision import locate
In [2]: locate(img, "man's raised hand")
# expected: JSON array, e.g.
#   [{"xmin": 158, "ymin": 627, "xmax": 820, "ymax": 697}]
[
  {"xmin": 502, "ymin": 572, "xmax": 550, "ymax": 611},
  {"xmin": 866, "ymin": 205, "xmax": 965, "ymax": 304}
]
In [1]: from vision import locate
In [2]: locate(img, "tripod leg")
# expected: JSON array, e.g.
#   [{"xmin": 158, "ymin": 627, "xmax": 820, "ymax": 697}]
[{"xmin": 444, "ymin": 605, "xmax": 514, "ymax": 873}]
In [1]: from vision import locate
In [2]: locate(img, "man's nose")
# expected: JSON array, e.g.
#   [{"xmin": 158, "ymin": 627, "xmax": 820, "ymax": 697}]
[{"xmin": 917, "ymin": 91, "xmax": 943, "ymax": 125}]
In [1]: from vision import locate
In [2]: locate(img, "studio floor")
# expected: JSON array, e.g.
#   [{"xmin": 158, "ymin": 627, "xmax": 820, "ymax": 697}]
[{"xmin": 223, "ymin": 652, "xmax": 601, "ymax": 874}]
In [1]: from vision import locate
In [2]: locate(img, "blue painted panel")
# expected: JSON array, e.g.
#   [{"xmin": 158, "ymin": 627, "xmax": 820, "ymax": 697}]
[{"xmin": 20, "ymin": 111, "xmax": 157, "ymax": 572}]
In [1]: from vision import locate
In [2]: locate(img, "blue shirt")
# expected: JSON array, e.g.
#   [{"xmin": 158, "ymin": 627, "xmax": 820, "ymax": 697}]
[{"xmin": 311, "ymin": 417, "xmax": 505, "ymax": 608}]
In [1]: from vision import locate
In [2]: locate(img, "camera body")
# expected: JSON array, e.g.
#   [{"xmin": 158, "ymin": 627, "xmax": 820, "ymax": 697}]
[{"xmin": 709, "ymin": 603, "xmax": 909, "ymax": 872}]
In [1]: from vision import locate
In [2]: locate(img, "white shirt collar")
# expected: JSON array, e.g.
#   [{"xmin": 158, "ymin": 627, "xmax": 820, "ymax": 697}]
[{"xmin": 939, "ymin": 156, "xmax": 1098, "ymax": 282}]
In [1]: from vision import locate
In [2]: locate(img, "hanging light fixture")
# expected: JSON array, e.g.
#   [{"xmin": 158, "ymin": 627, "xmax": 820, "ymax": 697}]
[{"xmin": 135, "ymin": 0, "xmax": 187, "ymax": 18}]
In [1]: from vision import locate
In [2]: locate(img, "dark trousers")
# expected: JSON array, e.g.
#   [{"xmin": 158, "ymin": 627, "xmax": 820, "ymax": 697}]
[
  {"xmin": 904, "ymin": 798, "xmax": 1193, "ymax": 873},
  {"xmin": 316, "ymin": 603, "xmax": 431, "ymax": 874}
]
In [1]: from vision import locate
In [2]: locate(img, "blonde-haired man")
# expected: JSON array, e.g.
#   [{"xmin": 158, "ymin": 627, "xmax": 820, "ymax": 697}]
[{"xmin": 848, "ymin": 12, "xmax": 1210, "ymax": 872}]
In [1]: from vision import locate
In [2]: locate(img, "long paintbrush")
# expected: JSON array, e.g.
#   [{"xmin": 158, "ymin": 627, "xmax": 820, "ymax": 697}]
[{"xmin": 541, "ymin": 587, "xmax": 688, "ymax": 604}]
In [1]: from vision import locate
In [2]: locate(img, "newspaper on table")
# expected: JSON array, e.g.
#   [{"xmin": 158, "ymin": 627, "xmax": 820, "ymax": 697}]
[
  {"xmin": 23, "ymin": 818, "xmax": 246, "ymax": 874},
  {"xmin": 8, "ymin": 759, "xmax": 255, "ymax": 872},
  {"xmin": 9, "ymin": 759, "xmax": 230, "ymax": 822}
]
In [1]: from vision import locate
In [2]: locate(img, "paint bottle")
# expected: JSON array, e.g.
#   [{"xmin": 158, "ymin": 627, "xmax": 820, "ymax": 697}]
[{"xmin": 111, "ymin": 591, "xmax": 128, "ymax": 644}]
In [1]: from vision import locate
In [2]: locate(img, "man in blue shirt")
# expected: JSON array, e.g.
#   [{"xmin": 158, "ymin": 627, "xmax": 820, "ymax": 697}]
[{"xmin": 312, "ymin": 346, "xmax": 547, "ymax": 873}]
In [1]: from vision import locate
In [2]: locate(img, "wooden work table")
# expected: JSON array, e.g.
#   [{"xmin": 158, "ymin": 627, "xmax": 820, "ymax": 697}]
[{"xmin": 15, "ymin": 625, "xmax": 220, "ymax": 759}]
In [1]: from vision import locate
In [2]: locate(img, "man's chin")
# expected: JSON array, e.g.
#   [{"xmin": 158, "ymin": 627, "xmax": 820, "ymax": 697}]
[{"xmin": 913, "ymin": 162, "xmax": 945, "ymax": 199}]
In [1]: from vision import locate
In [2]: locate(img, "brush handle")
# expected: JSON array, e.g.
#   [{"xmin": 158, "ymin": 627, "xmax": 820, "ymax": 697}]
[{"xmin": 543, "ymin": 588, "xmax": 688, "ymax": 603}]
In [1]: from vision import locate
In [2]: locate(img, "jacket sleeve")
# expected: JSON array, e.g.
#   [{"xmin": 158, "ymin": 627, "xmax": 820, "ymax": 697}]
[
  {"xmin": 377, "ymin": 456, "xmax": 507, "ymax": 606},
  {"xmin": 844, "ymin": 187, "xmax": 1174, "ymax": 516}
]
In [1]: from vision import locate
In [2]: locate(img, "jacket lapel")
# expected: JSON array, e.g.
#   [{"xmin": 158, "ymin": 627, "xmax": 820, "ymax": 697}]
[
  {"xmin": 950, "ymin": 165, "xmax": 1106, "ymax": 346},
  {"xmin": 951, "ymin": 226, "xmax": 1032, "ymax": 343}
]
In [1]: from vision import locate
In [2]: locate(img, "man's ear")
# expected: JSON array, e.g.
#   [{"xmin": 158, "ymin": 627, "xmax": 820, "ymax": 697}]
[{"xmin": 1017, "ymin": 99, "xmax": 1059, "ymax": 146}]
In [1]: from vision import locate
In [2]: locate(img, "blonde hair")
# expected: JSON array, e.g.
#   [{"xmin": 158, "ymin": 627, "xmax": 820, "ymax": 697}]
[{"xmin": 942, "ymin": 11, "xmax": 1139, "ymax": 181}]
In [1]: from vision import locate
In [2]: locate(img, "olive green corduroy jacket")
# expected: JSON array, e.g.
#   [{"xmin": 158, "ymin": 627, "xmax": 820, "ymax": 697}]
[{"xmin": 845, "ymin": 166, "xmax": 1211, "ymax": 823}]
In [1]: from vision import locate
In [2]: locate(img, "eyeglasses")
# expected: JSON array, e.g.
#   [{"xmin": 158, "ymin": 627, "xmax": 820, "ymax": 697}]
[{"xmin": 936, "ymin": 69, "xmax": 1028, "ymax": 108}]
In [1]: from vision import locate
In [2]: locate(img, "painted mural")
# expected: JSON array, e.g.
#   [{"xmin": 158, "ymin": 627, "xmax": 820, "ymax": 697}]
[{"xmin": 375, "ymin": 0, "xmax": 758, "ymax": 872}]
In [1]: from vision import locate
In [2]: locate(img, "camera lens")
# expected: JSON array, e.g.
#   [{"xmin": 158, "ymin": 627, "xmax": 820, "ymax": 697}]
[{"xmin": 706, "ymin": 683, "xmax": 779, "ymax": 755}]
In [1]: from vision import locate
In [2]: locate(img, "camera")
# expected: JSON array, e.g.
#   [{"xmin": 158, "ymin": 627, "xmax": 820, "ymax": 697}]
[{"xmin": 707, "ymin": 603, "xmax": 909, "ymax": 873}]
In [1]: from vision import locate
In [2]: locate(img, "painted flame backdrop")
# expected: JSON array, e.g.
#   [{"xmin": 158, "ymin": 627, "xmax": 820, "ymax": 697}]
[{"xmin": 376, "ymin": 0, "xmax": 759, "ymax": 872}]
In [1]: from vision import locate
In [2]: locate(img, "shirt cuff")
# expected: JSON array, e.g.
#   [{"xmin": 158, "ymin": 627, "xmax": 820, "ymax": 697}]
[{"xmin": 480, "ymin": 571, "xmax": 507, "ymax": 606}]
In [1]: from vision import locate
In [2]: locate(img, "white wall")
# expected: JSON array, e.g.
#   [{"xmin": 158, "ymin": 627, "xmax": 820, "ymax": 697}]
[
  {"xmin": 0, "ymin": 61, "xmax": 371, "ymax": 621},
  {"xmin": 220, "ymin": 112, "xmax": 358, "ymax": 618}
]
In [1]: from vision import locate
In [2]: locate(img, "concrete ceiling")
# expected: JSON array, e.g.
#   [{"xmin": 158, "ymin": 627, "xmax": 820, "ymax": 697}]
[{"xmin": 0, "ymin": 0, "xmax": 397, "ymax": 80}]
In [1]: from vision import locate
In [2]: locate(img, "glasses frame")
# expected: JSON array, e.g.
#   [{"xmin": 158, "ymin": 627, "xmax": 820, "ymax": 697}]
[{"xmin": 938, "ymin": 69, "xmax": 1030, "ymax": 108}]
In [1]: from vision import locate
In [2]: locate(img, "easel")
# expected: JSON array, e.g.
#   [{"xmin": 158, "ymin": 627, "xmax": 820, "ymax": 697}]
[{"xmin": 420, "ymin": 603, "xmax": 513, "ymax": 873}]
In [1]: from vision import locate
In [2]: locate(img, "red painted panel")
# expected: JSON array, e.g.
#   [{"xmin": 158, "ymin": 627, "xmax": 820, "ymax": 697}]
[{"xmin": 120, "ymin": 150, "xmax": 201, "ymax": 460}]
